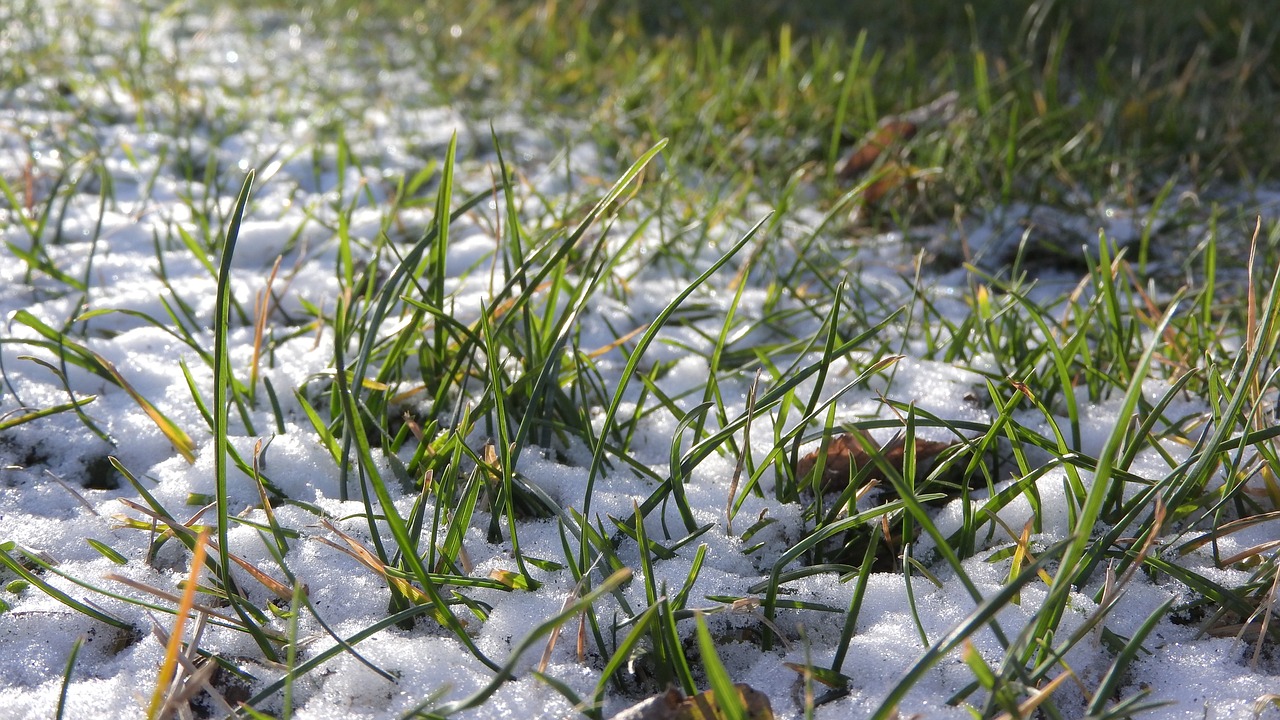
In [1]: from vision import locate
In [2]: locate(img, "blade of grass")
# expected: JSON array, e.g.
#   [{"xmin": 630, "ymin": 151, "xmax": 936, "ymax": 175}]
[
  {"xmin": 1034, "ymin": 290, "xmax": 1185, "ymax": 656},
  {"xmin": 1085, "ymin": 598, "xmax": 1173, "ymax": 718},
  {"xmin": 581, "ymin": 215, "xmax": 763, "ymax": 539},
  {"xmin": 55, "ymin": 636, "xmax": 84, "ymax": 720},
  {"xmin": 11, "ymin": 312, "xmax": 196, "ymax": 462},
  {"xmin": 0, "ymin": 543, "xmax": 131, "ymax": 629},
  {"xmin": 695, "ymin": 612, "xmax": 748, "ymax": 720},
  {"xmin": 428, "ymin": 568, "xmax": 633, "ymax": 717},
  {"xmin": 869, "ymin": 540, "xmax": 1070, "ymax": 720},
  {"xmin": 211, "ymin": 170, "xmax": 280, "ymax": 661}
]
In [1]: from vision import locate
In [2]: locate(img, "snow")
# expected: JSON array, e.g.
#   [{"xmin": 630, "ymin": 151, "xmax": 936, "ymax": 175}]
[{"xmin": 2, "ymin": 2, "xmax": 1279, "ymax": 719}]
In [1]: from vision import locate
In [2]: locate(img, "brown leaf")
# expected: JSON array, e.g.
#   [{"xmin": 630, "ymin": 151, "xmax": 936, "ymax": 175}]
[
  {"xmin": 836, "ymin": 120, "xmax": 920, "ymax": 179},
  {"xmin": 611, "ymin": 688, "xmax": 683, "ymax": 720},
  {"xmin": 835, "ymin": 91, "xmax": 960, "ymax": 207},
  {"xmin": 796, "ymin": 429, "xmax": 953, "ymax": 491},
  {"xmin": 860, "ymin": 161, "xmax": 913, "ymax": 205},
  {"xmin": 611, "ymin": 685, "xmax": 775, "ymax": 720}
]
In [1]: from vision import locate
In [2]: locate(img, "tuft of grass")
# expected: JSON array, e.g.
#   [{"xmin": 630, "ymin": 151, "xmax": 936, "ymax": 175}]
[
  {"xmin": 3, "ymin": 1, "xmax": 1280, "ymax": 719},
  {"xmin": 275, "ymin": 0, "xmax": 1280, "ymax": 228}
]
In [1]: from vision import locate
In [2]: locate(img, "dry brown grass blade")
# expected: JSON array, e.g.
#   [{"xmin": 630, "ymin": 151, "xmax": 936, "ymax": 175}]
[
  {"xmin": 990, "ymin": 669, "xmax": 1075, "ymax": 720},
  {"xmin": 43, "ymin": 469, "xmax": 99, "ymax": 515},
  {"xmin": 838, "ymin": 121, "xmax": 920, "ymax": 179},
  {"xmin": 106, "ymin": 574, "xmax": 244, "ymax": 626},
  {"xmin": 611, "ymin": 683, "xmax": 778, "ymax": 720},
  {"xmin": 984, "ymin": 512, "xmax": 1054, "ymax": 589},
  {"xmin": 1107, "ymin": 497, "xmax": 1166, "ymax": 601},
  {"xmin": 316, "ymin": 520, "xmax": 419, "ymax": 594},
  {"xmin": 879, "ymin": 513, "xmax": 899, "ymax": 566},
  {"xmin": 156, "ymin": 659, "xmax": 219, "ymax": 720},
  {"xmin": 250, "ymin": 438, "xmax": 282, "ymax": 541},
  {"xmin": 116, "ymin": 499, "xmax": 294, "ymax": 601},
  {"xmin": 1176, "ymin": 509, "xmax": 1280, "ymax": 555},
  {"xmin": 150, "ymin": 614, "xmax": 232, "ymax": 720},
  {"xmin": 1214, "ymin": 539, "xmax": 1280, "ymax": 569},
  {"xmin": 316, "ymin": 520, "xmax": 457, "ymax": 625},
  {"xmin": 536, "ymin": 583, "xmax": 579, "ymax": 674},
  {"xmin": 146, "ymin": 528, "xmax": 209, "ymax": 720},
  {"xmin": 250, "ymin": 255, "xmax": 283, "ymax": 391},
  {"xmin": 586, "ymin": 322, "xmax": 650, "ymax": 360},
  {"xmin": 1253, "ymin": 693, "xmax": 1280, "ymax": 717},
  {"xmin": 217, "ymin": 544, "xmax": 294, "ymax": 602},
  {"xmin": 1245, "ymin": 568, "xmax": 1278, "ymax": 670},
  {"xmin": 837, "ymin": 92, "xmax": 959, "ymax": 179},
  {"xmin": 312, "ymin": 534, "xmax": 403, "ymax": 585}
]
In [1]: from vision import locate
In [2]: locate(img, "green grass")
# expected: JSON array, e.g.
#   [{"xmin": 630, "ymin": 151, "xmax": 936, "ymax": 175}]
[
  {"xmin": 2, "ymin": 0, "xmax": 1279, "ymax": 718},
  {"xmin": 292, "ymin": 0, "xmax": 1279, "ymax": 221}
]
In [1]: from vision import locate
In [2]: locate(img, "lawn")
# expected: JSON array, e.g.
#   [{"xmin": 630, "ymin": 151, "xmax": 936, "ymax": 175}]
[{"xmin": 1, "ymin": 1, "xmax": 1278, "ymax": 718}]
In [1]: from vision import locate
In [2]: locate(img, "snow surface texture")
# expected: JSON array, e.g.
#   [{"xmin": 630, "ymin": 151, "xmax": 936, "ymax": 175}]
[{"xmin": 2, "ymin": 3, "xmax": 1279, "ymax": 720}]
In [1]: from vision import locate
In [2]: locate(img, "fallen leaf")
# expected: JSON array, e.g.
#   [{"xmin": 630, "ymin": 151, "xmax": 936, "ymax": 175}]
[
  {"xmin": 835, "ymin": 91, "xmax": 959, "ymax": 208},
  {"xmin": 611, "ymin": 684, "xmax": 774, "ymax": 720},
  {"xmin": 795, "ymin": 429, "xmax": 953, "ymax": 491},
  {"xmin": 611, "ymin": 688, "xmax": 683, "ymax": 720},
  {"xmin": 859, "ymin": 161, "xmax": 915, "ymax": 205},
  {"xmin": 836, "ymin": 120, "xmax": 920, "ymax": 180}
]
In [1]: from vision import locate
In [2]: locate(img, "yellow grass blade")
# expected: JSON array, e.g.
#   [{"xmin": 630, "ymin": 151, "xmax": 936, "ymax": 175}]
[{"xmin": 147, "ymin": 528, "xmax": 209, "ymax": 720}]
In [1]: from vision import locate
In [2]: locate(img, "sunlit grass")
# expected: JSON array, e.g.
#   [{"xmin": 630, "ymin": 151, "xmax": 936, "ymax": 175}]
[
  {"xmin": 1, "ymin": 0, "xmax": 1278, "ymax": 718},
  {"xmin": 273, "ymin": 0, "xmax": 1280, "ymax": 226}
]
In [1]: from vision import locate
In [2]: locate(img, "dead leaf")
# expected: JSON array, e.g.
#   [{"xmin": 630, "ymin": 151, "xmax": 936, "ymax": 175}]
[
  {"xmin": 837, "ymin": 120, "xmax": 920, "ymax": 179},
  {"xmin": 836, "ymin": 91, "xmax": 959, "ymax": 208},
  {"xmin": 862, "ymin": 162, "xmax": 917, "ymax": 206},
  {"xmin": 611, "ymin": 684, "xmax": 774, "ymax": 720},
  {"xmin": 795, "ymin": 429, "xmax": 953, "ymax": 491},
  {"xmin": 611, "ymin": 688, "xmax": 683, "ymax": 720}
]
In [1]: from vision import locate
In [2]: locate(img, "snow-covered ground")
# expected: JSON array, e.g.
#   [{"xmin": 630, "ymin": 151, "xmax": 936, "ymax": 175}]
[{"xmin": 1, "ymin": 2, "xmax": 1278, "ymax": 719}]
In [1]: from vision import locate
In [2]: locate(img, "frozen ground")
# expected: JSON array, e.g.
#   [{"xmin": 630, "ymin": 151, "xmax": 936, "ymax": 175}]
[{"xmin": 1, "ymin": 2, "xmax": 1278, "ymax": 719}]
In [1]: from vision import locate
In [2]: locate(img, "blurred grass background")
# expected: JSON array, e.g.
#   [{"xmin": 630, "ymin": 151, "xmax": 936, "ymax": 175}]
[{"xmin": 249, "ymin": 0, "xmax": 1278, "ymax": 218}]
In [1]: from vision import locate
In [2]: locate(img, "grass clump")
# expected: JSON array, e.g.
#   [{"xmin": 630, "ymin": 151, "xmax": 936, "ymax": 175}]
[
  {"xmin": 1, "ymin": 1, "xmax": 1279, "ymax": 719},
  {"xmin": 283, "ymin": 0, "xmax": 1279, "ymax": 222}
]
